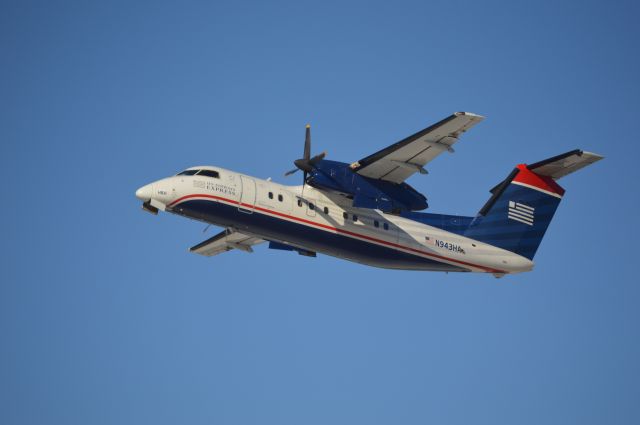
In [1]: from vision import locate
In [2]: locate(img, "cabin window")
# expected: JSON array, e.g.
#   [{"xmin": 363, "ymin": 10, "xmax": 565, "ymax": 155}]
[
  {"xmin": 323, "ymin": 206, "xmax": 329, "ymax": 214},
  {"xmin": 309, "ymin": 203, "xmax": 315, "ymax": 210},
  {"xmin": 197, "ymin": 170, "xmax": 220, "ymax": 178},
  {"xmin": 268, "ymin": 192, "xmax": 273, "ymax": 199},
  {"xmin": 177, "ymin": 170, "xmax": 198, "ymax": 176},
  {"xmin": 278, "ymin": 194, "xmax": 283, "ymax": 202},
  {"xmin": 343, "ymin": 212, "xmax": 348, "ymax": 219},
  {"xmin": 383, "ymin": 222, "xmax": 389, "ymax": 230},
  {"xmin": 298, "ymin": 199, "xmax": 303, "ymax": 207},
  {"xmin": 352, "ymin": 215, "xmax": 358, "ymax": 222},
  {"xmin": 374, "ymin": 220, "xmax": 379, "ymax": 228}
]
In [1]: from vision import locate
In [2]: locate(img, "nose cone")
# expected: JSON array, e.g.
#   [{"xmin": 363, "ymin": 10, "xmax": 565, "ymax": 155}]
[{"xmin": 135, "ymin": 184, "xmax": 153, "ymax": 201}]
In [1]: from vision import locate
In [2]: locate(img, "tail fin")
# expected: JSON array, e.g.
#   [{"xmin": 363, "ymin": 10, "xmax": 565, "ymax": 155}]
[{"xmin": 465, "ymin": 150, "xmax": 602, "ymax": 259}]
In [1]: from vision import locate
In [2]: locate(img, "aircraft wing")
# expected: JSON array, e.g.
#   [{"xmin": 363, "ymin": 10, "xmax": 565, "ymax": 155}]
[
  {"xmin": 189, "ymin": 228, "xmax": 264, "ymax": 257},
  {"xmin": 350, "ymin": 112, "xmax": 484, "ymax": 184},
  {"xmin": 527, "ymin": 149, "xmax": 604, "ymax": 180}
]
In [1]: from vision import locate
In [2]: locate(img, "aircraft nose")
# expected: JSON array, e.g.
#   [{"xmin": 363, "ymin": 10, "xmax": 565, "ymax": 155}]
[{"xmin": 135, "ymin": 184, "xmax": 153, "ymax": 201}]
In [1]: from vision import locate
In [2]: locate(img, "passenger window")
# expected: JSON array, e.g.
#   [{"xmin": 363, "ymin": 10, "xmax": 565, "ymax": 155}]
[
  {"xmin": 309, "ymin": 203, "xmax": 315, "ymax": 210},
  {"xmin": 177, "ymin": 170, "xmax": 198, "ymax": 176},
  {"xmin": 278, "ymin": 194, "xmax": 283, "ymax": 202},
  {"xmin": 383, "ymin": 222, "xmax": 389, "ymax": 230},
  {"xmin": 298, "ymin": 199, "xmax": 303, "ymax": 207},
  {"xmin": 323, "ymin": 207, "xmax": 329, "ymax": 214},
  {"xmin": 197, "ymin": 170, "xmax": 219, "ymax": 178},
  {"xmin": 268, "ymin": 192, "xmax": 273, "ymax": 199},
  {"xmin": 343, "ymin": 212, "xmax": 348, "ymax": 219},
  {"xmin": 352, "ymin": 215, "xmax": 358, "ymax": 222},
  {"xmin": 374, "ymin": 220, "xmax": 379, "ymax": 228}
]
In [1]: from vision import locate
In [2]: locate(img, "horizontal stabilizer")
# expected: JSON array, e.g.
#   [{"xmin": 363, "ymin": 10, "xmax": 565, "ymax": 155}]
[
  {"xmin": 190, "ymin": 229, "xmax": 264, "ymax": 257},
  {"xmin": 528, "ymin": 149, "xmax": 603, "ymax": 180}
]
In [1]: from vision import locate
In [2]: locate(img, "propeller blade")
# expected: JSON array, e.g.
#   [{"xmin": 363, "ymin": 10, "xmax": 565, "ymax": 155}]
[
  {"xmin": 303, "ymin": 124, "xmax": 311, "ymax": 160},
  {"xmin": 309, "ymin": 151, "xmax": 327, "ymax": 164},
  {"xmin": 284, "ymin": 168, "xmax": 300, "ymax": 176}
]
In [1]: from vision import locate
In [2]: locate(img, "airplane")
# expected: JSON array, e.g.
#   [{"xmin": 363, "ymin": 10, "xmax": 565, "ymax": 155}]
[{"xmin": 135, "ymin": 112, "xmax": 602, "ymax": 277}]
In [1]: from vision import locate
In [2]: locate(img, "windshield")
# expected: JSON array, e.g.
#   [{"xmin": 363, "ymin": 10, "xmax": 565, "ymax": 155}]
[
  {"xmin": 177, "ymin": 170, "xmax": 198, "ymax": 176},
  {"xmin": 177, "ymin": 169, "xmax": 220, "ymax": 178},
  {"xmin": 198, "ymin": 170, "xmax": 219, "ymax": 178}
]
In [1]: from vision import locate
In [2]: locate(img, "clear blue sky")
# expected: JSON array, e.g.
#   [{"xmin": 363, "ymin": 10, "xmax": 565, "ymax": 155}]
[{"xmin": 2, "ymin": 1, "xmax": 638, "ymax": 424}]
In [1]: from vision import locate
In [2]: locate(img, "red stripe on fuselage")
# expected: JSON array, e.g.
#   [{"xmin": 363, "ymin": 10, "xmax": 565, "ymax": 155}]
[{"xmin": 168, "ymin": 193, "xmax": 506, "ymax": 273}]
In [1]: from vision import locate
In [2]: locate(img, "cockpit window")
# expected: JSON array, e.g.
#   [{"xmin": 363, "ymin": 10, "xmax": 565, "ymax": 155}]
[
  {"xmin": 177, "ymin": 170, "xmax": 199, "ymax": 176},
  {"xmin": 197, "ymin": 170, "xmax": 220, "ymax": 178}
]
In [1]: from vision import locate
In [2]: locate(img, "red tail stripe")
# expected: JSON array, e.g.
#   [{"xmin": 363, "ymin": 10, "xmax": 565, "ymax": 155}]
[{"xmin": 513, "ymin": 164, "xmax": 565, "ymax": 196}]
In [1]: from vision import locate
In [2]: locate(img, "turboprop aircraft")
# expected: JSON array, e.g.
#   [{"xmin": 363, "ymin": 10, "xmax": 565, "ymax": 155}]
[{"xmin": 135, "ymin": 112, "xmax": 602, "ymax": 276}]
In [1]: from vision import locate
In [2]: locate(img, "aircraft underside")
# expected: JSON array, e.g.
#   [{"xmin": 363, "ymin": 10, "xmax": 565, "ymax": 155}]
[{"xmin": 172, "ymin": 199, "xmax": 467, "ymax": 272}]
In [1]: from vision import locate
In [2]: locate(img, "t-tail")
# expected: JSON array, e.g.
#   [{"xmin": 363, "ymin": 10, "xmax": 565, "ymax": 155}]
[{"xmin": 465, "ymin": 150, "xmax": 603, "ymax": 260}]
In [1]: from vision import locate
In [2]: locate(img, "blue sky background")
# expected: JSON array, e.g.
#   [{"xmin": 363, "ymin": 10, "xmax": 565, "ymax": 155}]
[{"xmin": 1, "ymin": 0, "xmax": 639, "ymax": 424}]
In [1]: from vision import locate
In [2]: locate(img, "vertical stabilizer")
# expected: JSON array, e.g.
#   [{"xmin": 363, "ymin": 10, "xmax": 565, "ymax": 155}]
[{"xmin": 464, "ymin": 150, "xmax": 602, "ymax": 260}]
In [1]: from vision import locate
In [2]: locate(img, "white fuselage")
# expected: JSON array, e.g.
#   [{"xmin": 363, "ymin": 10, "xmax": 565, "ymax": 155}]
[{"xmin": 138, "ymin": 166, "xmax": 534, "ymax": 274}]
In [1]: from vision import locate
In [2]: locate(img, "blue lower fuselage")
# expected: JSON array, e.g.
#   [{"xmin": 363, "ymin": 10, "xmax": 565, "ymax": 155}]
[{"xmin": 172, "ymin": 199, "xmax": 465, "ymax": 272}]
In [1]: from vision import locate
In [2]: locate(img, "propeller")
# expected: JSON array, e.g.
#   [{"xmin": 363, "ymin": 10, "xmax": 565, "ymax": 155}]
[{"xmin": 284, "ymin": 124, "xmax": 326, "ymax": 184}]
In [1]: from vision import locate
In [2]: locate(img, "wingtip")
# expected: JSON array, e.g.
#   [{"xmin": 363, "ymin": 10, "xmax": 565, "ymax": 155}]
[
  {"xmin": 581, "ymin": 151, "xmax": 605, "ymax": 161},
  {"xmin": 455, "ymin": 111, "xmax": 485, "ymax": 120}
]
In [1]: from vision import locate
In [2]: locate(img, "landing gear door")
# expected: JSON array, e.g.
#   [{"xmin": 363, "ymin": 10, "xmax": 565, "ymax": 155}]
[{"xmin": 239, "ymin": 175, "xmax": 256, "ymax": 213}]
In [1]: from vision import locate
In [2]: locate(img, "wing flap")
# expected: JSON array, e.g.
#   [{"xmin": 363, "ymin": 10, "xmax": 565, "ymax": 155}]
[
  {"xmin": 528, "ymin": 150, "xmax": 604, "ymax": 180},
  {"xmin": 190, "ymin": 229, "xmax": 264, "ymax": 257},
  {"xmin": 351, "ymin": 112, "xmax": 484, "ymax": 183}
]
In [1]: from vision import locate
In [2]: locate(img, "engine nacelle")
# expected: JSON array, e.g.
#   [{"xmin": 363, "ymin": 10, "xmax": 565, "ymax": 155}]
[{"xmin": 307, "ymin": 160, "xmax": 428, "ymax": 212}]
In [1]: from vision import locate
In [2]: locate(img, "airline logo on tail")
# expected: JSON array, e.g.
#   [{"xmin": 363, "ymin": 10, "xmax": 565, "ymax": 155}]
[{"xmin": 508, "ymin": 201, "xmax": 534, "ymax": 226}]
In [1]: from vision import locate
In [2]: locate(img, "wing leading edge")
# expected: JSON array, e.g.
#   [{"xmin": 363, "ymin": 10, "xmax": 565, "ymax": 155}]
[{"xmin": 350, "ymin": 112, "xmax": 484, "ymax": 184}]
